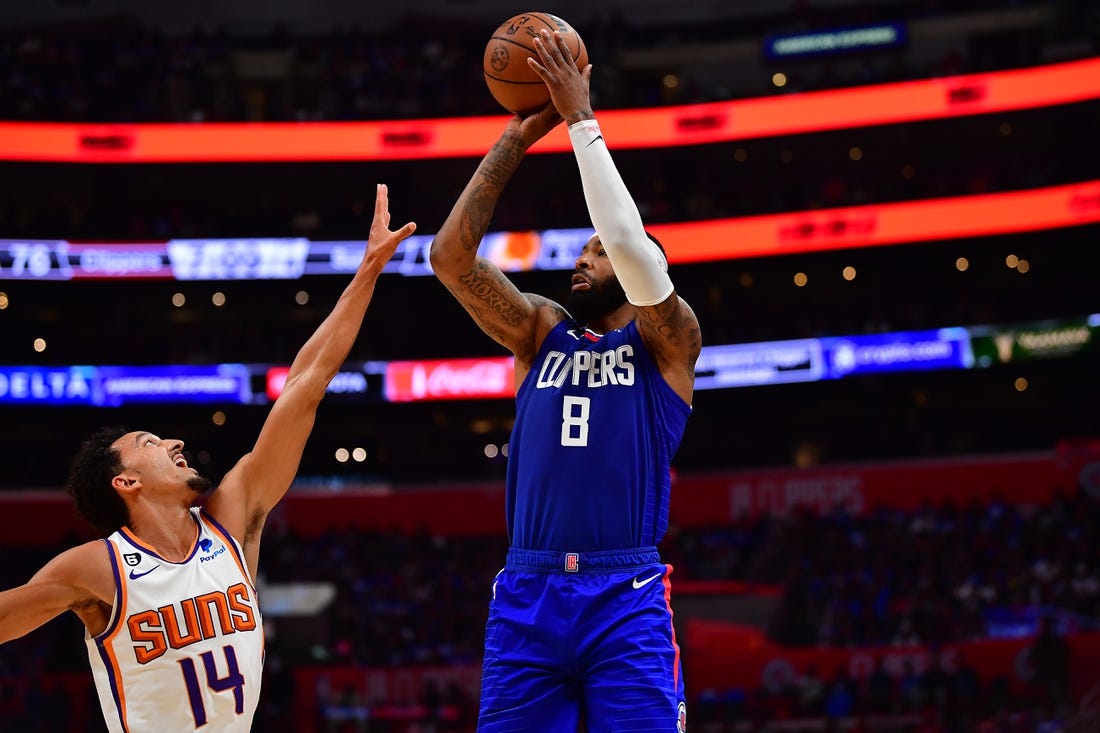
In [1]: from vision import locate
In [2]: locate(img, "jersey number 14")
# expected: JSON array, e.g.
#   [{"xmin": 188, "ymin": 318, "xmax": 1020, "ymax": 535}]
[{"xmin": 179, "ymin": 644, "xmax": 245, "ymax": 726}]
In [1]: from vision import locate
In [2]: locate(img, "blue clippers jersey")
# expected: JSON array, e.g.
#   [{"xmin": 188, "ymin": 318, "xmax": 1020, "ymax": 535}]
[{"xmin": 506, "ymin": 320, "xmax": 692, "ymax": 551}]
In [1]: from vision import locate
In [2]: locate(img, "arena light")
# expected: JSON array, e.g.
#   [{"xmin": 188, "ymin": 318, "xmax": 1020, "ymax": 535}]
[
  {"xmin": 0, "ymin": 57, "xmax": 1096, "ymax": 162},
  {"xmin": 764, "ymin": 23, "xmax": 908, "ymax": 60},
  {"xmin": 0, "ymin": 314, "xmax": 1095, "ymax": 405},
  {"xmin": 647, "ymin": 180, "xmax": 1100, "ymax": 264},
  {"xmin": 1, "ymin": 180, "xmax": 1097, "ymax": 281}
]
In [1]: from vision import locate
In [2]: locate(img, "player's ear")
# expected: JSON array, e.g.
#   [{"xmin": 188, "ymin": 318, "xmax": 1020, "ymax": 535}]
[{"xmin": 112, "ymin": 473, "xmax": 140, "ymax": 497}]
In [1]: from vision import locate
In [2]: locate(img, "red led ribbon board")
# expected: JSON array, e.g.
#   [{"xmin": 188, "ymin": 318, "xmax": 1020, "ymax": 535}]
[
  {"xmin": 0, "ymin": 57, "xmax": 1097, "ymax": 163},
  {"xmin": 651, "ymin": 181, "xmax": 1100, "ymax": 262}
]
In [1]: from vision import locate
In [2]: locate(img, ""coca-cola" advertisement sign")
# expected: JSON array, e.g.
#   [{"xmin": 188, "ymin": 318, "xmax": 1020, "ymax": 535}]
[{"xmin": 384, "ymin": 357, "xmax": 514, "ymax": 402}]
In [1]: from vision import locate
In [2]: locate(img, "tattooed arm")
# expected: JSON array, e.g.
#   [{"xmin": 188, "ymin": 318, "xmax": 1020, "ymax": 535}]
[{"xmin": 429, "ymin": 109, "xmax": 569, "ymax": 377}]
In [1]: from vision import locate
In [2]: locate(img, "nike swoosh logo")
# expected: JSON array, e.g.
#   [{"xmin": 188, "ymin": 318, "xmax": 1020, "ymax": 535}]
[
  {"xmin": 129, "ymin": 566, "xmax": 159, "ymax": 580},
  {"xmin": 585, "ymin": 135, "xmax": 604, "ymax": 148},
  {"xmin": 632, "ymin": 573, "xmax": 662, "ymax": 589}
]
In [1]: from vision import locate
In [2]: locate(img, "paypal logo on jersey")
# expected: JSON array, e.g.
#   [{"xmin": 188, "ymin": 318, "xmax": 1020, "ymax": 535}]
[
  {"xmin": 535, "ymin": 345, "xmax": 635, "ymax": 389},
  {"xmin": 198, "ymin": 537, "xmax": 227, "ymax": 563}
]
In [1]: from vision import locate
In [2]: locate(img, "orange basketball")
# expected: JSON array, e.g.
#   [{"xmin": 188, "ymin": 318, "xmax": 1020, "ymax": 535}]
[{"xmin": 483, "ymin": 12, "xmax": 588, "ymax": 115}]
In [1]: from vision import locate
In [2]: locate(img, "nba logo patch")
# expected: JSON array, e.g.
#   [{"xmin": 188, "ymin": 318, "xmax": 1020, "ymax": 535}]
[
  {"xmin": 123, "ymin": 553, "xmax": 141, "ymax": 567},
  {"xmin": 564, "ymin": 553, "xmax": 579, "ymax": 572}
]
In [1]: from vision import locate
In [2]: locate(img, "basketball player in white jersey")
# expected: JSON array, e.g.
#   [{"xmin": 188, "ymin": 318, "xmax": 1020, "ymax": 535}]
[{"xmin": 0, "ymin": 185, "xmax": 416, "ymax": 732}]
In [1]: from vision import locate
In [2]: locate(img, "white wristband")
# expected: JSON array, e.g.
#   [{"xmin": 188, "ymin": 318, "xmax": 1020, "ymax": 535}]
[{"xmin": 568, "ymin": 119, "xmax": 603, "ymax": 147}]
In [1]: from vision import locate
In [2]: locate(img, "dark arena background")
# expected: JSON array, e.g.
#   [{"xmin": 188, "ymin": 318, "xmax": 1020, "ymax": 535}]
[{"xmin": 1, "ymin": 0, "xmax": 1099, "ymax": 731}]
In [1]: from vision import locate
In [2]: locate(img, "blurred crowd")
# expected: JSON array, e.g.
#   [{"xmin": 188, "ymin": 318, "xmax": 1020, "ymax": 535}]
[
  {"xmin": 693, "ymin": 651, "xmax": 1073, "ymax": 733},
  {"xmin": 666, "ymin": 491, "xmax": 1100, "ymax": 647},
  {"xmin": 261, "ymin": 528, "xmax": 505, "ymax": 668}
]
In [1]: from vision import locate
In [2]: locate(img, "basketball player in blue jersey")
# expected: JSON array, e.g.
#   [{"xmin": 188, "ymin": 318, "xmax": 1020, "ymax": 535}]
[
  {"xmin": 0, "ymin": 185, "xmax": 416, "ymax": 733},
  {"xmin": 430, "ymin": 29, "xmax": 701, "ymax": 733}
]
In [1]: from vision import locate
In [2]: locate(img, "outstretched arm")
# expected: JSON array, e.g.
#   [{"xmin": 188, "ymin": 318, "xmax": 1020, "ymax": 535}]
[
  {"xmin": 429, "ymin": 108, "xmax": 569, "ymax": 368},
  {"xmin": 530, "ymin": 30, "xmax": 701, "ymax": 403},
  {"xmin": 0, "ymin": 542, "xmax": 114, "ymax": 644},
  {"xmin": 207, "ymin": 184, "xmax": 416, "ymax": 574}
]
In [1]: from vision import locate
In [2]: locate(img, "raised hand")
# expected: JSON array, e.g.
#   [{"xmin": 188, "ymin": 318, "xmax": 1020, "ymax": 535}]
[
  {"xmin": 363, "ymin": 183, "xmax": 417, "ymax": 273},
  {"xmin": 528, "ymin": 29, "xmax": 594, "ymax": 124},
  {"xmin": 505, "ymin": 100, "xmax": 564, "ymax": 150}
]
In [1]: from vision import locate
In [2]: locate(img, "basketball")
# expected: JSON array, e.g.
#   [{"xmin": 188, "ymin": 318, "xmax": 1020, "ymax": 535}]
[{"xmin": 483, "ymin": 12, "xmax": 588, "ymax": 114}]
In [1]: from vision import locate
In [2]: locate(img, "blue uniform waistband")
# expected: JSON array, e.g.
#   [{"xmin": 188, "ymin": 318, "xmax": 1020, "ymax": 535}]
[{"xmin": 505, "ymin": 546, "xmax": 661, "ymax": 574}]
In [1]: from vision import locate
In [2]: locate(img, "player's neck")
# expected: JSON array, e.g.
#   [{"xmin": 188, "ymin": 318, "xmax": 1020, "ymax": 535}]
[
  {"xmin": 126, "ymin": 503, "xmax": 200, "ymax": 562},
  {"xmin": 584, "ymin": 303, "xmax": 635, "ymax": 335}
]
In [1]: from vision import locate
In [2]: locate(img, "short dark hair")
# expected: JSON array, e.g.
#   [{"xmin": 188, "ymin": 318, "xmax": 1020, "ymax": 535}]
[
  {"xmin": 644, "ymin": 230, "xmax": 666, "ymax": 254},
  {"xmin": 644, "ymin": 231, "xmax": 668, "ymax": 265},
  {"xmin": 66, "ymin": 426, "xmax": 131, "ymax": 534}
]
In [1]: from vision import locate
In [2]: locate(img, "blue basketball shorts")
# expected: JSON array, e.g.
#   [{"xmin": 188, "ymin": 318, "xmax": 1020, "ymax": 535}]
[{"xmin": 477, "ymin": 547, "xmax": 687, "ymax": 733}]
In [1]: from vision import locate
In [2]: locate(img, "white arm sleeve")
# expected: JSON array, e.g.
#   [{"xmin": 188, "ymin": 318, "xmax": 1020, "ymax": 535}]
[{"xmin": 568, "ymin": 119, "xmax": 674, "ymax": 307}]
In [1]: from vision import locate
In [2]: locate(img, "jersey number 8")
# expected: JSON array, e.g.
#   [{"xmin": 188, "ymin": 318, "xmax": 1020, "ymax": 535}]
[{"xmin": 561, "ymin": 396, "xmax": 591, "ymax": 447}]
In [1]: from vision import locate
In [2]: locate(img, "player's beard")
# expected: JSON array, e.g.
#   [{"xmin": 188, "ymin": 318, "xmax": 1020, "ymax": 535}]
[
  {"xmin": 186, "ymin": 474, "xmax": 213, "ymax": 495},
  {"xmin": 567, "ymin": 273, "xmax": 628, "ymax": 326}
]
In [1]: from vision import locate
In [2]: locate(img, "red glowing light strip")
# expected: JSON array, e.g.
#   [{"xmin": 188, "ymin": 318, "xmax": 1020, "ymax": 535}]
[
  {"xmin": 0, "ymin": 57, "xmax": 1097, "ymax": 163},
  {"xmin": 652, "ymin": 181, "xmax": 1100, "ymax": 263}
]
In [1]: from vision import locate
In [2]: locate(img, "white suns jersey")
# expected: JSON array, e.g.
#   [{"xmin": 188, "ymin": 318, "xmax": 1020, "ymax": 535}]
[{"xmin": 86, "ymin": 507, "xmax": 264, "ymax": 733}]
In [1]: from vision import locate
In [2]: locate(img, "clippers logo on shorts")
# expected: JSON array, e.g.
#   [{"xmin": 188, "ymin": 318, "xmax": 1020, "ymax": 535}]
[
  {"xmin": 564, "ymin": 553, "xmax": 580, "ymax": 572},
  {"xmin": 126, "ymin": 582, "xmax": 258, "ymax": 664},
  {"xmin": 677, "ymin": 701, "xmax": 688, "ymax": 732}
]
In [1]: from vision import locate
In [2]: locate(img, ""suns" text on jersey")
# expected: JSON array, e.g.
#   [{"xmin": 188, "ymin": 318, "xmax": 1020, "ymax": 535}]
[{"xmin": 126, "ymin": 583, "xmax": 257, "ymax": 664}]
